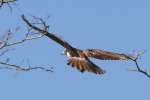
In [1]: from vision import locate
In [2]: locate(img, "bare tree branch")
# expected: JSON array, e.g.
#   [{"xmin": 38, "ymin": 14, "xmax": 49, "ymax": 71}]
[
  {"xmin": 6, "ymin": 34, "xmax": 44, "ymax": 47},
  {"xmin": 0, "ymin": 27, "xmax": 53, "ymax": 73},
  {"xmin": 0, "ymin": 29, "xmax": 44, "ymax": 49},
  {"xmin": 0, "ymin": 49, "xmax": 9, "ymax": 57},
  {"xmin": 0, "ymin": 0, "xmax": 17, "ymax": 11},
  {"xmin": 0, "ymin": 61, "xmax": 53, "ymax": 72},
  {"xmin": 21, "ymin": 15, "xmax": 49, "ymax": 35},
  {"xmin": 127, "ymin": 51, "xmax": 150, "ymax": 79},
  {"xmin": 0, "ymin": 0, "xmax": 17, "ymax": 7},
  {"xmin": 133, "ymin": 60, "xmax": 150, "ymax": 78}
]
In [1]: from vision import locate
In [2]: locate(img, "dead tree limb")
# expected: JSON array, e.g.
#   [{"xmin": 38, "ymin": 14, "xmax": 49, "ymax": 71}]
[
  {"xmin": 127, "ymin": 52, "xmax": 150, "ymax": 79},
  {"xmin": 0, "ymin": 0, "xmax": 17, "ymax": 7},
  {"xmin": 0, "ymin": 30, "xmax": 44, "ymax": 49},
  {"xmin": 0, "ymin": 28, "xmax": 53, "ymax": 73},
  {"xmin": 0, "ymin": 0, "xmax": 17, "ymax": 12},
  {"xmin": 0, "ymin": 61, "xmax": 53, "ymax": 72}
]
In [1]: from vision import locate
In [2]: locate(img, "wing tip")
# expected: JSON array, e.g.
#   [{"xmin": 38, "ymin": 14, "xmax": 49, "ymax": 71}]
[{"xmin": 96, "ymin": 69, "xmax": 106, "ymax": 75}]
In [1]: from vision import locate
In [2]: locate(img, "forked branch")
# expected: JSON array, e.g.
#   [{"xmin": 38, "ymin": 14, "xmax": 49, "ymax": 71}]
[
  {"xmin": 0, "ymin": 26, "xmax": 53, "ymax": 73},
  {"xmin": 0, "ymin": 61, "xmax": 53, "ymax": 72},
  {"xmin": 127, "ymin": 52, "xmax": 150, "ymax": 79},
  {"xmin": 0, "ymin": 0, "xmax": 17, "ymax": 10}
]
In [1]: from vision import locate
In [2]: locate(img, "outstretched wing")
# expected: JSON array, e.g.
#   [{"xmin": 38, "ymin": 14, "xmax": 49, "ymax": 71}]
[
  {"xmin": 67, "ymin": 57, "xmax": 105, "ymax": 75},
  {"xmin": 21, "ymin": 15, "xmax": 73, "ymax": 49},
  {"xmin": 44, "ymin": 32, "xmax": 73, "ymax": 49},
  {"xmin": 83, "ymin": 49, "xmax": 131, "ymax": 60}
]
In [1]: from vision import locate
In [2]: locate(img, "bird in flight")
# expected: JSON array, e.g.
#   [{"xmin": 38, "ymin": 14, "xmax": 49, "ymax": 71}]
[{"xmin": 22, "ymin": 15, "xmax": 133, "ymax": 75}]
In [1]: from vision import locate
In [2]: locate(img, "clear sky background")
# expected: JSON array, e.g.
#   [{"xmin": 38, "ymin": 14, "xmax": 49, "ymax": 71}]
[{"xmin": 0, "ymin": 0, "xmax": 150, "ymax": 100}]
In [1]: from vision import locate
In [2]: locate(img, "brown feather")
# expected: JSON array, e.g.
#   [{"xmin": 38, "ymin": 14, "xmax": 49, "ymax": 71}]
[
  {"xmin": 78, "ymin": 60, "xmax": 83, "ymax": 72},
  {"xmin": 67, "ymin": 57, "xmax": 105, "ymax": 75},
  {"xmin": 83, "ymin": 49, "xmax": 131, "ymax": 60}
]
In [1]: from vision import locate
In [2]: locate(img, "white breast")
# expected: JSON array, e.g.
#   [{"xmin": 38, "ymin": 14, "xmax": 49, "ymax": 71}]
[{"xmin": 66, "ymin": 52, "xmax": 71, "ymax": 57}]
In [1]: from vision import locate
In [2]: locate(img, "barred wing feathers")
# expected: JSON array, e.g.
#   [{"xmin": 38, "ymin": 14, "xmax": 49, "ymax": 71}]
[
  {"xmin": 84, "ymin": 49, "xmax": 131, "ymax": 60},
  {"xmin": 67, "ymin": 57, "xmax": 106, "ymax": 74}
]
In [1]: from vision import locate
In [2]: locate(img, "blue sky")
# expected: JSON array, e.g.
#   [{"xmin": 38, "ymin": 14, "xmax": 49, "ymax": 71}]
[{"xmin": 0, "ymin": 0, "xmax": 150, "ymax": 100}]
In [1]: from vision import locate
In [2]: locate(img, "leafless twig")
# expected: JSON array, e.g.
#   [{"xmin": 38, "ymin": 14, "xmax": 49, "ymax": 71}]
[
  {"xmin": 0, "ymin": 29, "xmax": 44, "ymax": 49},
  {"xmin": 0, "ymin": 61, "xmax": 53, "ymax": 72},
  {"xmin": 6, "ymin": 34, "xmax": 44, "ymax": 47},
  {"xmin": 0, "ymin": 49, "xmax": 9, "ymax": 57},
  {"xmin": 127, "ymin": 51, "xmax": 150, "ymax": 79},
  {"xmin": 0, "ymin": 0, "xmax": 17, "ymax": 7},
  {"xmin": 0, "ymin": 0, "xmax": 17, "ymax": 12},
  {"xmin": 0, "ymin": 26, "xmax": 52, "ymax": 73}
]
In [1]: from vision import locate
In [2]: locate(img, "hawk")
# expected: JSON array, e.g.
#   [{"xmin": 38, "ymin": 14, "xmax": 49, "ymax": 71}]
[{"xmin": 22, "ymin": 15, "xmax": 133, "ymax": 75}]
